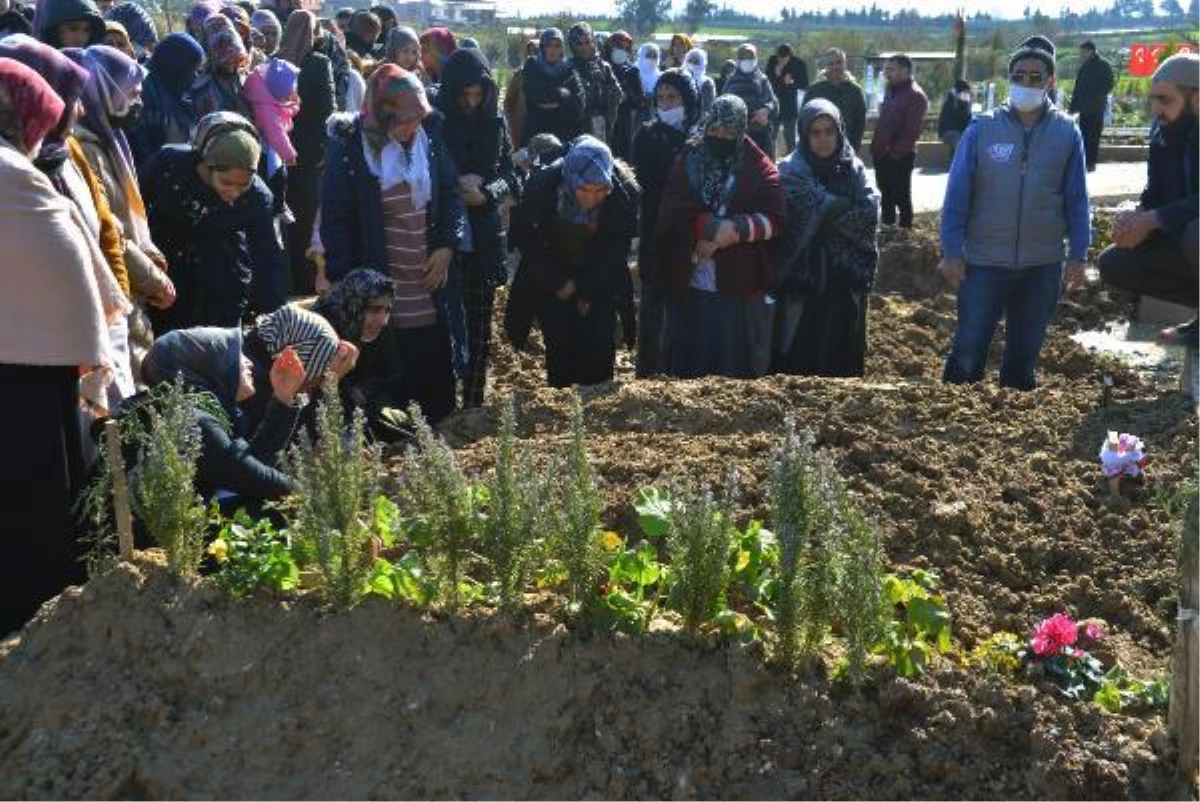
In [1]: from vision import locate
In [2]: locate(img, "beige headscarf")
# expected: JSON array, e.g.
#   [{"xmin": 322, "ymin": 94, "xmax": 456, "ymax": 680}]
[{"xmin": 277, "ymin": 9, "xmax": 316, "ymax": 69}]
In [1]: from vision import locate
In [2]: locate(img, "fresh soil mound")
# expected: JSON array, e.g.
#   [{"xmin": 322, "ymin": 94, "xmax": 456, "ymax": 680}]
[
  {"xmin": 0, "ymin": 557, "xmax": 1181, "ymax": 800},
  {"xmin": 1, "ymin": 227, "xmax": 1193, "ymax": 800}
]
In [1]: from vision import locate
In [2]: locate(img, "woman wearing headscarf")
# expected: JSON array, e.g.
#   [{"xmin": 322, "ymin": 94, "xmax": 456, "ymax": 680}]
[
  {"xmin": 518, "ymin": 28, "xmax": 584, "ymax": 147},
  {"xmin": 237, "ymin": 302, "xmax": 353, "ymax": 434},
  {"xmin": 34, "ymin": 0, "xmax": 104, "ymax": 47},
  {"xmin": 772, "ymin": 99, "xmax": 879, "ymax": 377},
  {"xmin": 418, "ymin": 26, "xmax": 455, "ymax": 88},
  {"xmin": 652, "ymin": 95, "xmax": 786, "ymax": 379},
  {"xmin": 141, "ymin": 111, "xmax": 287, "ymax": 332},
  {"xmin": 0, "ymin": 35, "xmax": 138, "ymax": 401},
  {"xmin": 250, "ymin": 9, "xmax": 281, "ymax": 57},
  {"xmin": 312, "ymin": 269, "xmax": 413, "ymax": 442},
  {"xmin": 104, "ymin": 1, "xmax": 156, "ymax": 61},
  {"xmin": 663, "ymin": 33, "xmax": 692, "ymax": 69},
  {"xmin": 604, "ymin": 30, "xmax": 641, "ymax": 159},
  {"xmin": 102, "ymin": 19, "xmax": 134, "ymax": 59},
  {"xmin": 384, "ymin": 25, "xmax": 423, "ymax": 75},
  {"xmin": 502, "ymin": 37, "xmax": 538, "ymax": 151},
  {"xmin": 128, "ymin": 31, "xmax": 203, "ymax": 166},
  {"xmin": 70, "ymin": 44, "xmax": 178, "ymax": 387},
  {"xmin": 184, "ymin": 0, "xmax": 217, "ymax": 41},
  {"xmin": 567, "ymin": 22, "xmax": 622, "ymax": 144},
  {"xmin": 278, "ymin": 9, "xmax": 334, "ymax": 295},
  {"xmin": 140, "ymin": 327, "xmax": 304, "ymax": 505},
  {"xmin": 684, "ymin": 47, "xmax": 716, "ymax": 115},
  {"xmin": 631, "ymin": 68, "xmax": 699, "ymax": 377},
  {"xmin": 0, "ymin": 59, "xmax": 119, "ymax": 635},
  {"xmin": 320, "ymin": 65, "xmax": 466, "ymax": 424},
  {"xmin": 435, "ymin": 47, "xmax": 522, "ymax": 409},
  {"xmin": 189, "ymin": 13, "xmax": 252, "ymax": 119},
  {"xmin": 630, "ymin": 43, "xmax": 660, "ymax": 132},
  {"xmin": 506, "ymin": 135, "xmax": 639, "ymax": 388},
  {"xmin": 720, "ymin": 43, "xmax": 778, "ymax": 157}
]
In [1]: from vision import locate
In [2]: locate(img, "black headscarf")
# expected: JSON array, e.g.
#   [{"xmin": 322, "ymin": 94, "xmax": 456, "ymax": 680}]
[
  {"xmin": 436, "ymin": 46, "xmax": 499, "ymax": 176},
  {"xmin": 797, "ymin": 98, "xmax": 855, "ymax": 186},
  {"xmin": 142, "ymin": 327, "xmax": 244, "ymax": 419},
  {"xmin": 312, "ymin": 268, "xmax": 394, "ymax": 343}
]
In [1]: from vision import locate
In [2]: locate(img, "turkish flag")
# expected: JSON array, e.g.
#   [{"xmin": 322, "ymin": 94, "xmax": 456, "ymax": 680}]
[{"xmin": 1128, "ymin": 42, "xmax": 1198, "ymax": 76}]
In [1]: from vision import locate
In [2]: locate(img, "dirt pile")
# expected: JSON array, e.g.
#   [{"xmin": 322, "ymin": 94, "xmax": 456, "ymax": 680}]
[{"xmin": 0, "ymin": 226, "xmax": 1194, "ymax": 800}]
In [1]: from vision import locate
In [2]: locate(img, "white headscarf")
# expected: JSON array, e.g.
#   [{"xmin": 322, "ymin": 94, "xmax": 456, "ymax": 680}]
[
  {"xmin": 362, "ymin": 124, "xmax": 432, "ymax": 208},
  {"xmin": 637, "ymin": 43, "xmax": 660, "ymax": 95}
]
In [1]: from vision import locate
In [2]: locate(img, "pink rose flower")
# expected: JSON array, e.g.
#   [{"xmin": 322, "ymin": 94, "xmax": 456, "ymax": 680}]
[{"xmin": 1030, "ymin": 612, "xmax": 1078, "ymax": 657}]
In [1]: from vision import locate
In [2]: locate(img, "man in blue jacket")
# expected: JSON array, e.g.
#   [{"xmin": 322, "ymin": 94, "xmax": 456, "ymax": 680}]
[
  {"xmin": 938, "ymin": 36, "xmax": 1090, "ymax": 390},
  {"xmin": 1098, "ymin": 53, "xmax": 1198, "ymax": 350}
]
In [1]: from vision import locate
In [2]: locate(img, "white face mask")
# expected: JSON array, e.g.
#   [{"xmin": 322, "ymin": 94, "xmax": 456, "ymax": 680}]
[
  {"xmin": 957, "ymin": 91, "xmax": 972, "ymax": 103},
  {"xmin": 1009, "ymin": 84, "xmax": 1046, "ymax": 112},
  {"xmin": 610, "ymin": 48, "xmax": 629, "ymax": 65},
  {"xmin": 737, "ymin": 58, "xmax": 757, "ymax": 74},
  {"xmin": 657, "ymin": 105, "xmax": 686, "ymax": 129},
  {"xmin": 686, "ymin": 61, "xmax": 703, "ymax": 79}
]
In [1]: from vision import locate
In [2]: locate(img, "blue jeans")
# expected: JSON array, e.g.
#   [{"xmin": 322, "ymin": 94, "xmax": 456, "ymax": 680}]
[{"xmin": 943, "ymin": 263, "xmax": 1063, "ymax": 390}]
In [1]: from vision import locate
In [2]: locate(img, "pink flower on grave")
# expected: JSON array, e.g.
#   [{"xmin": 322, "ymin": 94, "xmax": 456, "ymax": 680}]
[
  {"xmin": 1083, "ymin": 620, "xmax": 1108, "ymax": 642},
  {"xmin": 1030, "ymin": 613, "xmax": 1078, "ymax": 657}
]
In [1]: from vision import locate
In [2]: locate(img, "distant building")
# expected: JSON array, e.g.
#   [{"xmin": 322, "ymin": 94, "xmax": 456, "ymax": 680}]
[{"xmin": 349, "ymin": 0, "xmax": 494, "ymax": 26}]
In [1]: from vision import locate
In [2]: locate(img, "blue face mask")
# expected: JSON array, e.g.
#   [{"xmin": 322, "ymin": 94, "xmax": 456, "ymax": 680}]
[
  {"xmin": 1009, "ymin": 85, "xmax": 1046, "ymax": 112},
  {"xmin": 657, "ymin": 105, "xmax": 686, "ymax": 129}
]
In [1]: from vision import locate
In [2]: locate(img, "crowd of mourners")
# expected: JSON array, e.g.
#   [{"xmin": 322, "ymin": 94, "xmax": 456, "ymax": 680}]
[{"xmin": 0, "ymin": 0, "xmax": 1196, "ymax": 635}]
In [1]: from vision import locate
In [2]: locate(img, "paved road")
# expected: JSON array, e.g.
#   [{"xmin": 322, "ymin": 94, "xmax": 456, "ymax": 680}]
[{"xmin": 908, "ymin": 160, "xmax": 1147, "ymax": 213}]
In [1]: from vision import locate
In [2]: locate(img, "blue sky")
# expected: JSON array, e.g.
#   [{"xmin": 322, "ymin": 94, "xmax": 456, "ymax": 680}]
[{"xmin": 500, "ymin": 1, "xmax": 1101, "ymax": 20}]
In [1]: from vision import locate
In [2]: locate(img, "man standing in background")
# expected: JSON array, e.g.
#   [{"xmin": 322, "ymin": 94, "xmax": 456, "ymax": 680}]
[
  {"xmin": 1069, "ymin": 40, "xmax": 1114, "ymax": 172},
  {"xmin": 870, "ymin": 53, "xmax": 927, "ymax": 229},
  {"xmin": 766, "ymin": 43, "xmax": 808, "ymax": 155},
  {"xmin": 803, "ymin": 47, "xmax": 866, "ymax": 153}
]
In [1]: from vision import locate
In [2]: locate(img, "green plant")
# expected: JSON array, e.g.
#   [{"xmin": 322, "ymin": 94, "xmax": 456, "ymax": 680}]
[
  {"xmin": 548, "ymin": 393, "xmax": 605, "ymax": 614},
  {"xmin": 729, "ymin": 519, "xmax": 779, "ymax": 612},
  {"xmin": 481, "ymin": 395, "xmax": 548, "ymax": 612},
  {"xmin": 832, "ymin": 484, "xmax": 890, "ymax": 684},
  {"xmin": 591, "ymin": 536, "xmax": 663, "ymax": 635},
  {"xmin": 875, "ymin": 569, "xmax": 954, "ymax": 677},
  {"xmin": 1092, "ymin": 666, "xmax": 1169, "ymax": 713},
  {"xmin": 769, "ymin": 423, "xmax": 840, "ymax": 670},
  {"xmin": 663, "ymin": 472, "xmax": 737, "ymax": 634},
  {"xmin": 286, "ymin": 381, "xmax": 381, "ymax": 610},
  {"xmin": 129, "ymin": 377, "xmax": 209, "ymax": 576},
  {"xmin": 970, "ymin": 631, "xmax": 1025, "ymax": 675},
  {"xmin": 208, "ymin": 509, "xmax": 299, "ymax": 598},
  {"xmin": 399, "ymin": 403, "xmax": 483, "ymax": 610}
]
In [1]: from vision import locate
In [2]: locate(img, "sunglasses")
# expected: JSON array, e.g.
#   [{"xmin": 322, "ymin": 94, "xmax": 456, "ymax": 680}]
[{"xmin": 1009, "ymin": 71, "xmax": 1046, "ymax": 87}]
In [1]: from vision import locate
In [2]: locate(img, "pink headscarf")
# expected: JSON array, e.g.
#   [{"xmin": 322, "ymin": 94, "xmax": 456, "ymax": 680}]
[{"xmin": 244, "ymin": 57, "xmax": 299, "ymax": 164}]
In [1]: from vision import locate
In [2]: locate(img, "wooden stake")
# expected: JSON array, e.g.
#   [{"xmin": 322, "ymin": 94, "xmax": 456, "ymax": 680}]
[
  {"xmin": 104, "ymin": 419, "xmax": 134, "ymax": 561},
  {"xmin": 1169, "ymin": 495, "xmax": 1198, "ymax": 785}
]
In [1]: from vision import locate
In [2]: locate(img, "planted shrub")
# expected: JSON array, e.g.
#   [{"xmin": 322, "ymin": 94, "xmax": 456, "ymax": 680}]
[
  {"xmin": 287, "ymin": 381, "xmax": 381, "ymax": 610},
  {"xmin": 549, "ymin": 393, "xmax": 604, "ymax": 612},
  {"xmin": 129, "ymin": 377, "xmax": 209, "ymax": 576},
  {"xmin": 665, "ymin": 471, "xmax": 737, "ymax": 634},
  {"xmin": 399, "ymin": 402, "xmax": 481, "ymax": 610},
  {"xmin": 768, "ymin": 420, "xmax": 889, "ymax": 681},
  {"xmin": 482, "ymin": 394, "xmax": 548, "ymax": 612}
]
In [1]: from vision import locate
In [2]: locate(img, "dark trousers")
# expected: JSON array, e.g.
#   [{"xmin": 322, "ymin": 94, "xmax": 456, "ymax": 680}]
[
  {"xmin": 393, "ymin": 321, "xmax": 457, "ymax": 424},
  {"xmin": 779, "ymin": 113, "xmax": 799, "ymax": 155},
  {"xmin": 1098, "ymin": 219, "xmax": 1199, "ymax": 309},
  {"xmin": 635, "ymin": 279, "xmax": 667, "ymax": 378},
  {"xmin": 539, "ymin": 297, "xmax": 616, "ymax": 388},
  {"xmin": 1, "ymin": 365, "xmax": 88, "ymax": 636},
  {"xmin": 943, "ymin": 263, "xmax": 1063, "ymax": 390},
  {"xmin": 285, "ymin": 162, "xmax": 320, "ymax": 296},
  {"xmin": 460, "ymin": 253, "xmax": 496, "ymax": 409},
  {"xmin": 875, "ymin": 152, "xmax": 916, "ymax": 228},
  {"xmin": 1078, "ymin": 111, "xmax": 1104, "ymax": 171}
]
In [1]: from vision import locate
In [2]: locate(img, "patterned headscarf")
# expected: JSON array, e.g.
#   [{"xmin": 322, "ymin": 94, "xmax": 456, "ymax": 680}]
[
  {"xmin": 203, "ymin": 15, "xmax": 247, "ymax": 75},
  {"xmin": 362, "ymin": 62, "xmax": 429, "ymax": 151},
  {"xmin": 696, "ymin": 94, "xmax": 747, "ymax": 211},
  {"xmin": 0, "ymin": 34, "xmax": 87, "ymax": 166},
  {"xmin": 312, "ymin": 268, "xmax": 394, "ymax": 343},
  {"xmin": 71, "ymin": 44, "xmax": 152, "ymax": 247},
  {"xmin": 253, "ymin": 305, "xmax": 341, "ymax": 385},
  {"xmin": 191, "ymin": 110, "xmax": 260, "ymax": 169},
  {"xmin": 0, "ymin": 57, "xmax": 65, "ymax": 154},
  {"xmin": 567, "ymin": 21, "xmax": 594, "ymax": 59},
  {"xmin": 557, "ymin": 134, "xmax": 613, "ymax": 225},
  {"xmin": 418, "ymin": 26, "xmax": 456, "ymax": 79},
  {"xmin": 104, "ymin": 1, "xmax": 157, "ymax": 59},
  {"xmin": 103, "ymin": 19, "xmax": 135, "ymax": 59},
  {"xmin": 218, "ymin": 2, "xmax": 252, "ymax": 50}
]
